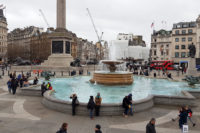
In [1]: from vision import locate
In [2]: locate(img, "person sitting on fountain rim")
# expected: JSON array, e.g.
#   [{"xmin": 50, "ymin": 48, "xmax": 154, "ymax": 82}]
[
  {"xmin": 128, "ymin": 93, "xmax": 133, "ymax": 116},
  {"xmin": 122, "ymin": 96, "xmax": 129, "ymax": 117}
]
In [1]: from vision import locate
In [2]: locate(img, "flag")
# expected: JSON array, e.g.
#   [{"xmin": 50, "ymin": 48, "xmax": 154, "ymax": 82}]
[{"xmin": 151, "ymin": 22, "xmax": 154, "ymax": 28}]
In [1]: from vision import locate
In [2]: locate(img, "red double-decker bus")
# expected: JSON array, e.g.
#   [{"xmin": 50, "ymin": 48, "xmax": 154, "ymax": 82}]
[{"xmin": 150, "ymin": 60, "xmax": 174, "ymax": 70}]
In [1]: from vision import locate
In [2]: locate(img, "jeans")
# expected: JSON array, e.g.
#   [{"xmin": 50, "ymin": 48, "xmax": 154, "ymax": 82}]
[
  {"xmin": 90, "ymin": 109, "xmax": 93, "ymax": 118},
  {"xmin": 129, "ymin": 104, "xmax": 133, "ymax": 115},
  {"xmin": 95, "ymin": 105, "xmax": 100, "ymax": 116},
  {"xmin": 72, "ymin": 105, "xmax": 76, "ymax": 116},
  {"xmin": 124, "ymin": 107, "xmax": 129, "ymax": 115}
]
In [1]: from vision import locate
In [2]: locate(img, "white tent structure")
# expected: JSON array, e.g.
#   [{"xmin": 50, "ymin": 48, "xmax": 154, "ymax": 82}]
[{"xmin": 109, "ymin": 40, "xmax": 150, "ymax": 61}]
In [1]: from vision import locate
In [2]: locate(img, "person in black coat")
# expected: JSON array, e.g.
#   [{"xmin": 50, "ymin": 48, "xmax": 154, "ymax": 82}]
[
  {"xmin": 11, "ymin": 78, "xmax": 18, "ymax": 95},
  {"xmin": 41, "ymin": 82, "xmax": 47, "ymax": 96},
  {"xmin": 87, "ymin": 96, "xmax": 95, "ymax": 119},
  {"xmin": 70, "ymin": 94, "xmax": 79, "ymax": 116},
  {"xmin": 122, "ymin": 96, "xmax": 130, "ymax": 117},
  {"xmin": 146, "ymin": 118, "xmax": 156, "ymax": 133},
  {"xmin": 95, "ymin": 124, "xmax": 102, "ymax": 133},
  {"xmin": 56, "ymin": 123, "xmax": 68, "ymax": 133},
  {"xmin": 179, "ymin": 107, "xmax": 188, "ymax": 129}
]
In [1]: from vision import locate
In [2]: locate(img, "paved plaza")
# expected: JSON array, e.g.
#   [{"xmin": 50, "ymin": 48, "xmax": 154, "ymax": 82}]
[{"xmin": 0, "ymin": 72, "xmax": 200, "ymax": 133}]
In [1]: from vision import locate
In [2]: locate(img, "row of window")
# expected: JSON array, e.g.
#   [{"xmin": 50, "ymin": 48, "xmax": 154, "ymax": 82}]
[
  {"xmin": 175, "ymin": 52, "xmax": 189, "ymax": 58},
  {"xmin": 152, "ymin": 44, "xmax": 169, "ymax": 48},
  {"xmin": 175, "ymin": 37, "xmax": 193, "ymax": 42},
  {"xmin": 175, "ymin": 45, "xmax": 187, "ymax": 49},
  {"xmin": 175, "ymin": 29, "xmax": 193, "ymax": 35},
  {"xmin": 153, "ymin": 51, "xmax": 169, "ymax": 56}
]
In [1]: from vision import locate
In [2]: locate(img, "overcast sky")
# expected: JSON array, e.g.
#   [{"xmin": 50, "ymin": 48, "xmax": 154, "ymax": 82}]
[{"xmin": 1, "ymin": 0, "xmax": 200, "ymax": 46}]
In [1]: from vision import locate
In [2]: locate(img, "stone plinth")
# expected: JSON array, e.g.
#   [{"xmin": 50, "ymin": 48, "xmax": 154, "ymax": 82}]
[
  {"xmin": 41, "ymin": 54, "xmax": 73, "ymax": 67},
  {"xmin": 186, "ymin": 58, "xmax": 197, "ymax": 76}
]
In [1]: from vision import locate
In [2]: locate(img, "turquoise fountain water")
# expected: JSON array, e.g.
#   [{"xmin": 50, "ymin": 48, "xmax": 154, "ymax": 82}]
[{"xmin": 40, "ymin": 76, "xmax": 200, "ymax": 103}]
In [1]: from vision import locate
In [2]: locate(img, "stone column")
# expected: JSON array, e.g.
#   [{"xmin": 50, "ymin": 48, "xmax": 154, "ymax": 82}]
[{"xmin": 57, "ymin": 0, "xmax": 66, "ymax": 30}]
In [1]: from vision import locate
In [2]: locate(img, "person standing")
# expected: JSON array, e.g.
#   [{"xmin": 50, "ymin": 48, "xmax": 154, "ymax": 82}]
[
  {"xmin": 146, "ymin": 118, "xmax": 156, "ymax": 133},
  {"xmin": 70, "ymin": 94, "xmax": 79, "ymax": 116},
  {"xmin": 95, "ymin": 124, "xmax": 102, "ymax": 133},
  {"xmin": 41, "ymin": 82, "xmax": 47, "ymax": 96},
  {"xmin": 122, "ymin": 96, "xmax": 129, "ymax": 117},
  {"xmin": 56, "ymin": 123, "xmax": 68, "ymax": 133},
  {"xmin": 87, "ymin": 96, "xmax": 95, "ymax": 119},
  {"xmin": 95, "ymin": 93, "xmax": 102, "ymax": 116}
]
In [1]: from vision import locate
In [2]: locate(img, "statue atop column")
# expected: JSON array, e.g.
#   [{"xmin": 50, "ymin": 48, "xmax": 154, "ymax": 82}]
[{"xmin": 188, "ymin": 43, "xmax": 196, "ymax": 58}]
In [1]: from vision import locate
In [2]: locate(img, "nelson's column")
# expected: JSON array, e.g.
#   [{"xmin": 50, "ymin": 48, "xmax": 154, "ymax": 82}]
[{"xmin": 42, "ymin": 0, "xmax": 73, "ymax": 67}]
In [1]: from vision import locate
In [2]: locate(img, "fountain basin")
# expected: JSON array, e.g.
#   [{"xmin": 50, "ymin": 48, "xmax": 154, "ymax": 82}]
[{"xmin": 90, "ymin": 72, "xmax": 133, "ymax": 85}]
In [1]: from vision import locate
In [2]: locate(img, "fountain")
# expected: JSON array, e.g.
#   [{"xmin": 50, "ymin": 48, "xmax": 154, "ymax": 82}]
[{"xmin": 90, "ymin": 60, "xmax": 133, "ymax": 85}]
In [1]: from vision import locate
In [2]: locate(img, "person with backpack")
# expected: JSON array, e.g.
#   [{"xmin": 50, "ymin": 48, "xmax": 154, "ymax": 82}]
[
  {"xmin": 179, "ymin": 107, "xmax": 188, "ymax": 129},
  {"xmin": 87, "ymin": 96, "xmax": 95, "ymax": 119},
  {"xmin": 122, "ymin": 96, "xmax": 129, "ymax": 117},
  {"xmin": 70, "ymin": 94, "xmax": 79, "ymax": 116},
  {"xmin": 95, "ymin": 93, "xmax": 102, "ymax": 116},
  {"xmin": 56, "ymin": 123, "xmax": 68, "ymax": 133},
  {"xmin": 185, "ymin": 106, "xmax": 196, "ymax": 127}
]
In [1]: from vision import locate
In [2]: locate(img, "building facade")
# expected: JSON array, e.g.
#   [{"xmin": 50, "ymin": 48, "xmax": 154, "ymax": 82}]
[
  {"xmin": 7, "ymin": 26, "xmax": 43, "ymax": 61},
  {"xmin": 171, "ymin": 21, "xmax": 197, "ymax": 65},
  {"xmin": 0, "ymin": 9, "xmax": 8, "ymax": 63},
  {"xmin": 150, "ymin": 30, "xmax": 172, "ymax": 61}
]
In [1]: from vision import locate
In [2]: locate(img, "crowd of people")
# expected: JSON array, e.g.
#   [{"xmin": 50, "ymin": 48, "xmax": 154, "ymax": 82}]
[
  {"xmin": 7, "ymin": 72, "xmax": 38, "ymax": 95},
  {"xmin": 56, "ymin": 123, "xmax": 102, "ymax": 133},
  {"xmin": 70, "ymin": 93, "xmax": 102, "ymax": 119}
]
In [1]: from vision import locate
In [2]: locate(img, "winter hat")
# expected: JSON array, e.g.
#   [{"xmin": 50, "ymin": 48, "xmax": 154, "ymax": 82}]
[{"xmin": 96, "ymin": 124, "xmax": 101, "ymax": 130}]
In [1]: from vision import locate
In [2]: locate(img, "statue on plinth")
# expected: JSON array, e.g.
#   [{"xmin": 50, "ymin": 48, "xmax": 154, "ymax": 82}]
[{"xmin": 188, "ymin": 43, "xmax": 196, "ymax": 58}]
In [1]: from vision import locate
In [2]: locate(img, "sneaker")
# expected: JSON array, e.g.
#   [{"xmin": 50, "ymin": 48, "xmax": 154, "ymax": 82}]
[{"xmin": 193, "ymin": 123, "xmax": 196, "ymax": 127}]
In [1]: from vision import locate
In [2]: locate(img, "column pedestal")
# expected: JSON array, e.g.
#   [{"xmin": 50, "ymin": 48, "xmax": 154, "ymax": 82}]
[{"xmin": 186, "ymin": 58, "xmax": 197, "ymax": 76}]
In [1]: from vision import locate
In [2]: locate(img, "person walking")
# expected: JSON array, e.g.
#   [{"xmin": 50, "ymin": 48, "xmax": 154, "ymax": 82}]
[
  {"xmin": 179, "ymin": 107, "xmax": 188, "ymax": 129},
  {"xmin": 56, "ymin": 123, "xmax": 68, "ymax": 133},
  {"xmin": 122, "ymin": 96, "xmax": 129, "ymax": 117},
  {"xmin": 95, "ymin": 124, "xmax": 102, "ymax": 133},
  {"xmin": 95, "ymin": 93, "xmax": 102, "ymax": 116},
  {"xmin": 146, "ymin": 118, "xmax": 156, "ymax": 133},
  {"xmin": 70, "ymin": 94, "xmax": 79, "ymax": 116},
  {"xmin": 11, "ymin": 78, "xmax": 18, "ymax": 95},
  {"xmin": 87, "ymin": 96, "xmax": 95, "ymax": 119},
  {"xmin": 185, "ymin": 106, "xmax": 196, "ymax": 127}
]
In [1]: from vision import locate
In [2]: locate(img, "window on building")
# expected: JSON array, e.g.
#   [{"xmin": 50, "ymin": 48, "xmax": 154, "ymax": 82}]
[
  {"xmin": 181, "ymin": 45, "xmax": 186, "ymax": 49},
  {"xmin": 166, "ymin": 44, "xmax": 169, "ymax": 47},
  {"xmin": 161, "ymin": 51, "xmax": 164, "ymax": 56},
  {"xmin": 188, "ymin": 37, "xmax": 193, "ymax": 41},
  {"xmin": 175, "ymin": 52, "xmax": 179, "ymax": 58},
  {"xmin": 175, "ymin": 30, "xmax": 179, "ymax": 35},
  {"xmin": 166, "ymin": 50, "xmax": 169, "ymax": 55},
  {"xmin": 175, "ymin": 45, "xmax": 179, "ymax": 49},
  {"xmin": 181, "ymin": 52, "xmax": 186, "ymax": 58},
  {"xmin": 154, "ymin": 39, "xmax": 157, "ymax": 42},
  {"xmin": 175, "ymin": 38, "xmax": 179, "ymax": 42},
  {"xmin": 154, "ymin": 51, "xmax": 156, "ymax": 55},
  {"xmin": 182, "ymin": 38, "xmax": 186, "ymax": 42},
  {"xmin": 188, "ymin": 29, "xmax": 193, "ymax": 34},
  {"xmin": 182, "ymin": 30, "xmax": 186, "ymax": 34},
  {"xmin": 154, "ymin": 45, "xmax": 156, "ymax": 48}
]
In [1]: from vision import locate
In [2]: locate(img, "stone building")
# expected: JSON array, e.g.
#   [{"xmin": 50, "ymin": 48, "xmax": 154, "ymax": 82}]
[
  {"xmin": 117, "ymin": 33, "xmax": 146, "ymax": 47},
  {"xmin": 7, "ymin": 26, "xmax": 43, "ymax": 61},
  {"xmin": 0, "ymin": 9, "xmax": 8, "ymax": 63},
  {"xmin": 150, "ymin": 29, "xmax": 172, "ymax": 61},
  {"xmin": 171, "ymin": 21, "xmax": 197, "ymax": 66}
]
